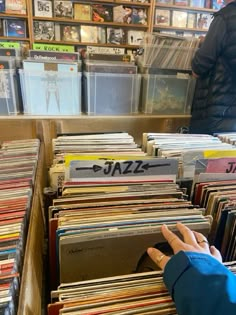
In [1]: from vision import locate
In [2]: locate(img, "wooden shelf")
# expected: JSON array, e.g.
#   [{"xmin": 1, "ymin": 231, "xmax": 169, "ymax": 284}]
[
  {"xmin": 70, "ymin": 0, "xmax": 151, "ymax": 6},
  {"xmin": 153, "ymin": 24, "xmax": 207, "ymax": 32},
  {"xmin": 0, "ymin": 13, "xmax": 28, "ymax": 18},
  {"xmin": 33, "ymin": 39, "xmax": 140, "ymax": 48},
  {"xmin": 33, "ymin": 16, "xmax": 148, "ymax": 28},
  {"xmin": 0, "ymin": 36, "xmax": 30, "ymax": 41},
  {"xmin": 155, "ymin": 3, "xmax": 216, "ymax": 12}
]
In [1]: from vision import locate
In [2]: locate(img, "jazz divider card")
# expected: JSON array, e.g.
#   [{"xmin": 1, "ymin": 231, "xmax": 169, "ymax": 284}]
[
  {"xmin": 20, "ymin": 60, "xmax": 81, "ymax": 115},
  {"xmin": 67, "ymin": 158, "xmax": 179, "ymax": 181}
]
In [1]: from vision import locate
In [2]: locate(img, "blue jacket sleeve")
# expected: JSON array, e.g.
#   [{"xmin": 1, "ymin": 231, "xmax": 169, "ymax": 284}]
[{"xmin": 163, "ymin": 251, "xmax": 236, "ymax": 315}]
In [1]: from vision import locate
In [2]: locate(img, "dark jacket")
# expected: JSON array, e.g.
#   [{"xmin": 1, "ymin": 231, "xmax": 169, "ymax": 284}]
[
  {"xmin": 164, "ymin": 251, "xmax": 236, "ymax": 315},
  {"xmin": 190, "ymin": 2, "xmax": 236, "ymax": 134}
]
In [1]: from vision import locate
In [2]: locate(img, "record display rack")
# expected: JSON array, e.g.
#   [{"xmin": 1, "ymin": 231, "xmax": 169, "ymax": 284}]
[
  {"xmin": 154, "ymin": 2, "xmax": 217, "ymax": 36},
  {"xmin": 0, "ymin": 0, "xmax": 220, "ymax": 50}
]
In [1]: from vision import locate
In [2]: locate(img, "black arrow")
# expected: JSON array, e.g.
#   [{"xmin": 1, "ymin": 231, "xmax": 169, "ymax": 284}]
[
  {"xmin": 142, "ymin": 163, "xmax": 171, "ymax": 170},
  {"xmin": 75, "ymin": 165, "xmax": 102, "ymax": 172}
]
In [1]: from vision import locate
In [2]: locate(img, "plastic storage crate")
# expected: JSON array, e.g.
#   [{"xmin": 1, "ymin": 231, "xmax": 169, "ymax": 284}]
[
  {"xmin": 141, "ymin": 73, "xmax": 196, "ymax": 115},
  {"xmin": 19, "ymin": 70, "xmax": 82, "ymax": 115},
  {"xmin": 83, "ymin": 72, "xmax": 141, "ymax": 115},
  {"xmin": 0, "ymin": 69, "xmax": 20, "ymax": 115}
]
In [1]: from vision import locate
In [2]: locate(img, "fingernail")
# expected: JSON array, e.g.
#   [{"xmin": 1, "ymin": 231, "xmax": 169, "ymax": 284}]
[{"xmin": 163, "ymin": 224, "xmax": 168, "ymax": 229}]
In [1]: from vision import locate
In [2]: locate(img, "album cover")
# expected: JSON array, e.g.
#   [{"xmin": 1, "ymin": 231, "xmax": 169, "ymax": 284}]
[
  {"xmin": 127, "ymin": 30, "xmax": 144, "ymax": 45},
  {"xmin": 131, "ymin": 8, "xmax": 147, "ymax": 25},
  {"xmin": 172, "ymin": 10, "xmax": 187, "ymax": 27},
  {"xmin": 80, "ymin": 25, "xmax": 98, "ymax": 43},
  {"xmin": 28, "ymin": 50, "xmax": 79, "ymax": 61},
  {"xmin": 0, "ymin": 70, "xmax": 20, "ymax": 115},
  {"xmin": 187, "ymin": 12, "xmax": 197, "ymax": 28},
  {"xmin": 5, "ymin": 0, "xmax": 26, "ymax": 14},
  {"xmin": 20, "ymin": 60, "xmax": 81, "ymax": 115},
  {"xmin": 196, "ymin": 13, "xmax": 212, "ymax": 29},
  {"xmin": 212, "ymin": 0, "xmax": 225, "ymax": 10},
  {"xmin": 190, "ymin": 0, "xmax": 205, "ymax": 7},
  {"xmin": 174, "ymin": 0, "xmax": 188, "ymax": 5},
  {"xmin": 0, "ymin": 0, "xmax": 5, "ymax": 12},
  {"xmin": 156, "ymin": 0, "xmax": 173, "ymax": 4},
  {"xmin": 92, "ymin": 4, "xmax": 113, "ymax": 22},
  {"xmin": 73, "ymin": 3, "xmax": 91, "ymax": 20},
  {"xmin": 107, "ymin": 27, "xmax": 127, "ymax": 45},
  {"xmin": 61, "ymin": 25, "xmax": 80, "ymax": 42},
  {"xmin": 4, "ymin": 19, "xmax": 26, "ymax": 37},
  {"xmin": 155, "ymin": 9, "xmax": 170, "ymax": 26},
  {"xmin": 54, "ymin": 1, "xmax": 72, "ymax": 18},
  {"xmin": 0, "ymin": 20, "xmax": 3, "ymax": 36},
  {"xmin": 113, "ymin": 5, "xmax": 133, "ymax": 24},
  {"xmin": 33, "ymin": 21, "xmax": 54, "ymax": 40},
  {"xmin": 34, "ymin": 0, "xmax": 52, "ymax": 17}
]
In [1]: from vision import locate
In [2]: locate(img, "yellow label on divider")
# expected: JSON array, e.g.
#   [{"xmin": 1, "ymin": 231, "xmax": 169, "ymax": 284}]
[{"xmin": 204, "ymin": 150, "xmax": 236, "ymax": 158}]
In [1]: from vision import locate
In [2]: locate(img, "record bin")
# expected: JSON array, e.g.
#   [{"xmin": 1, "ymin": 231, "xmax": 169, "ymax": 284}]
[
  {"xmin": 0, "ymin": 70, "xmax": 21, "ymax": 115},
  {"xmin": 140, "ymin": 73, "xmax": 196, "ymax": 115},
  {"xmin": 83, "ymin": 72, "xmax": 141, "ymax": 115},
  {"xmin": 19, "ymin": 70, "xmax": 82, "ymax": 115}
]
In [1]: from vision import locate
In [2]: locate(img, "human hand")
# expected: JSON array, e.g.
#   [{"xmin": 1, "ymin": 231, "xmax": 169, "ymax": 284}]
[
  {"xmin": 147, "ymin": 222, "xmax": 222, "ymax": 270},
  {"xmin": 192, "ymin": 71, "xmax": 199, "ymax": 78}
]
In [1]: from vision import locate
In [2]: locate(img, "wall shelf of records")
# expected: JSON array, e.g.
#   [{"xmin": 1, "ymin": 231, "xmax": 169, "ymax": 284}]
[
  {"xmin": 32, "ymin": 0, "xmax": 152, "ymax": 47},
  {"xmin": 154, "ymin": 0, "xmax": 217, "ymax": 37},
  {"xmin": 0, "ymin": 0, "xmax": 31, "ymax": 42}
]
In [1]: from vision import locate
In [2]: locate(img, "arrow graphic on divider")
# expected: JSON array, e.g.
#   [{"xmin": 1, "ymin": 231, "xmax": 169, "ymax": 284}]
[
  {"xmin": 75, "ymin": 165, "xmax": 103, "ymax": 172},
  {"xmin": 142, "ymin": 163, "xmax": 171, "ymax": 170}
]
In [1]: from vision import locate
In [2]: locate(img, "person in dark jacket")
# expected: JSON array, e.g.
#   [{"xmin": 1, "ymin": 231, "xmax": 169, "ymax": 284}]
[
  {"xmin": 147, "ymin": 222, "xmax": 236, "ymax": 315},
  {"xmin": 190, "ymin": 0, "xmax": 236, "ymax": 134}
]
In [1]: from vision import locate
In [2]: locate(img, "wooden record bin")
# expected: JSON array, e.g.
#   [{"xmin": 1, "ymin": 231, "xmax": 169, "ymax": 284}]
[{"xmin": 0, "ymin": 115, "xmax": 190, "ymax": 315}]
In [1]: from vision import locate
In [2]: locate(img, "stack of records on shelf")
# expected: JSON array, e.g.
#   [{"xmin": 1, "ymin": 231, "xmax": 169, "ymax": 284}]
[
  {"xmin": 136, "ymin": 33, "xmax": 198, "ymax": 115},
  {"xmin": 191, "ymin": 155, "xmax": 236, "ymax": 262},
  {"xmin": 19, "ymin": 50, "xmax": 82, "ymax": 115},
  {"xmin": 82, "ymin": 52, "xmax": 141, "ymax": 115},
  {"xmin": 137, "ymin": 33, "xmax": 201, "ymax": 71},
  {"xmin": 0, "ymin": 47, "xmax": 23, "ymax": 115},
  {"xmin": 47, "ymin": 262, "xmax": 236, "ymax": 314},
  {"xmin": 47, "ymin": 132, "xmax": 211, "ymax": 292},
  {"xmin": 142, "ymin": 133, "xmax": 236, "ymax": 179},
  {"xmin": 0, "ymin": 138, "xmax": 40, "ymax": 314}
]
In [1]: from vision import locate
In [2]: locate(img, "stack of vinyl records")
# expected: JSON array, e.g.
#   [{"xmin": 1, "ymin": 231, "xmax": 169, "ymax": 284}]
[
  {"xmin": 0, "ymin": 138, "xmax": 40, "ymax": 314},
  {"xmin": 142, "ymin": 133, "xmax": 236, "ymax": 179},
  {"xmin": 137, "ymin": 33, "xmax": 201, "ymax": 71},
  {"xmin": 47, "ymin": 133, "xmax": 211, "ymax": 293},
  {"xmin": 48, "ymin": 262, "xmax": 236, "ymax": 314}
]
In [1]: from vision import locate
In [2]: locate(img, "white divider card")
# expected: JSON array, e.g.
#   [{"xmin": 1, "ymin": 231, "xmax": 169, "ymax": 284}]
[{"xmin": 67, "ymin": 158, "xmax": 178, "ymax": 181}]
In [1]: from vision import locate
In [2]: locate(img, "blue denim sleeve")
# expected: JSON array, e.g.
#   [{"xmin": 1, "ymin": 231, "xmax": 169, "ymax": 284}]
[
  {"xmin": 191, "ymin": 15, "xmax": 226, "ymax": 76},
  {"xmin": 163, "ymin": 251, "xmax": 236, "ymax": 315}
]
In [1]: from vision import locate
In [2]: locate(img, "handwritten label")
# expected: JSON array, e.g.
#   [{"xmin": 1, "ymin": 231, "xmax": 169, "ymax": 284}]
[
  {"xmin": 0, "ymin": 42, "xmax": 20, "ymax": 48},
  {"xmin": 69, "ymin": 159, "xmax": 178, "ymax": 179},
  {"xmin": 32, "ymin": 43, "xmax": 74, "ymax": 52},
  {"xmin": 206, "ymin": 158, "xmax": 236, "ymax": 173},
  {"xmin": 86, "ymin": 46, "xmax": 125, "ymax": 55}
]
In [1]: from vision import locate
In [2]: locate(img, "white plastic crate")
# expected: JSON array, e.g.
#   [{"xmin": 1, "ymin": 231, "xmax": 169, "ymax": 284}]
[
  {"xmin": 0, "ymin": 70, "xmax": 20, "ymax": 115},
  {"xmin": 141, "ymin": 73, "xmax": 196, "ymax": 114},
  {"xmin": 19, "ymin": 69, "xmax": 82, "ymax": 115},
  {"xmin": 83, "ymin": 72, "xmax": 141, "ymax": 115}
]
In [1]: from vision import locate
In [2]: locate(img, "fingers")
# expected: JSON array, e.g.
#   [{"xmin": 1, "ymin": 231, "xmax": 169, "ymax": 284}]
[
  {"xmin": 193, "ymin": 231, "xmax": 210, "ymax": 252},
  {"xmin": 177, "ymin": 222, "xmax": 198, "ymax": 246},
  {"xmin": 147, "ymin": 247, "xmax": 170, "ymax": 270},
  {"xmin": 161, "ymin": 224, "xmax": 185, "ymax": 253},
  {"xmin": 210, "ymin": 245, "xmax": 222, "ymax": 263}
]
